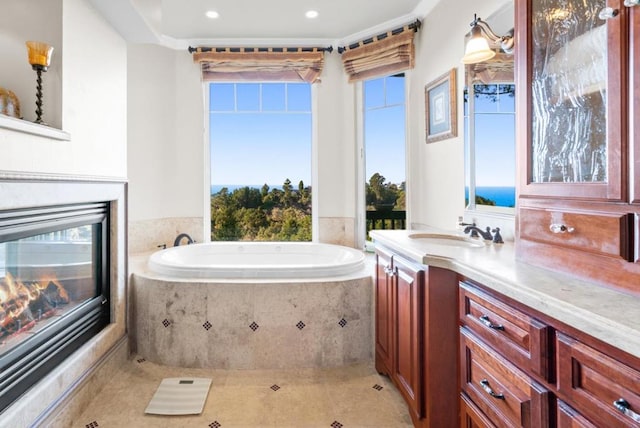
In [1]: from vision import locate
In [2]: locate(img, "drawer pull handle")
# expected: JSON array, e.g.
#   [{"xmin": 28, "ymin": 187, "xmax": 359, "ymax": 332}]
[
  {"xmin": 549, "ymin": 223, "xmax": 575, "ymax": 234},
  {"xmin": 479, "ymin": 315, "xmax": 504, "ymax": 331},
  {"xmin": 383, "ymin": 266, "xmax": 396, "ymax": 276},
  {"xmin": 613, "ymin": 399, "xmax": 640, "ymax": 423},
  {"xmin": 480, "ymin": 379, "xmax": 505, "ymax": 400}
]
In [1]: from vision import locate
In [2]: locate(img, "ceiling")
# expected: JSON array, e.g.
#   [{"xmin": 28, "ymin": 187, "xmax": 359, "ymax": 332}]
[{"xmin": 89, "ymin": 0, "xmax": 439, "ymax": 49}]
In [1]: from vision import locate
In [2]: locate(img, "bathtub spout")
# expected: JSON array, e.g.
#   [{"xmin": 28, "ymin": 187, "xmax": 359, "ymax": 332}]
[{"xmin": 173, "ymin": 233, "xmax": 194, "ymax": 247}]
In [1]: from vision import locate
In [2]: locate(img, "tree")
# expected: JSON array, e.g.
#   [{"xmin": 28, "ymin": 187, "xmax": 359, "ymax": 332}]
[
  {"xmin": 210, "ymin": 180, "xmax": 312, "ymax": 242},
  {"xmin": 366, "ymin": 173, "xmax": 398, "ymax": 210}
]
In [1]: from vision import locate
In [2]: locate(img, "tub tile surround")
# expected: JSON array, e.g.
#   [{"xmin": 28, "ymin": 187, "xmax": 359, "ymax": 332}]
[
  {"xmin": 129, "ymin": 217, "xmax": 204, "ymax": 254},
  {"xmin": 318, "ymin": 217, "xmax": 356, "ymax": 248},
  {"xmin": 69, "ymin": 357, "xmax": 413, "ymax": 428},
  {"xmin": 131, "ymin": 266, "xmax": 373, "ymax": 370}
]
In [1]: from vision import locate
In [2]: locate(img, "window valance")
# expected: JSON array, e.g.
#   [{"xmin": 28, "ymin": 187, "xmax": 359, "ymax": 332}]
[
  {"xmin": 190, "ymin": 47, "xmax": 329, "ymax": 83},
  {"xmin": 340, "ymin": 21, "xmax": 420, "ymax": 83}
]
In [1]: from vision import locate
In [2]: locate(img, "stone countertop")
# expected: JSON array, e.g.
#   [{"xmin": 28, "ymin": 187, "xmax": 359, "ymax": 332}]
[{"xmin": 369, "ymin": 228, "xmax": 640, "ymax": 360}]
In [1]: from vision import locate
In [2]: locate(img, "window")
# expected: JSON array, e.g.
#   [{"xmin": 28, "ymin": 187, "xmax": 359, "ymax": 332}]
[
  {"xmin": 464, "ymin": 83, "xmax": 516, "ymax": 211},
  {"xmin": 209, "ymin": 83, "xmax": 312, "ymax": 241},
  {"xmin": 363, "ymin": 74, "xmax": 406, "ymax": 239}
]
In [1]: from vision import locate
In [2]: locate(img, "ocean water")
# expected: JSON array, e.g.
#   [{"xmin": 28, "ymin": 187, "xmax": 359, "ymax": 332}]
[{"xmin": 466, "ymin": 186, "xmax": 516, "ymax": 208}]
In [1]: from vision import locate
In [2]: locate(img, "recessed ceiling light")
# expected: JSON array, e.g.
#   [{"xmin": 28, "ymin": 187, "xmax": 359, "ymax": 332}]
[
  {"xmin": 205, "ymin": 10, "xmax": 219, "ymax": 19},
  {"xmin": 305, "ymin": 10, "xmax": 319, "ymax": 19}
]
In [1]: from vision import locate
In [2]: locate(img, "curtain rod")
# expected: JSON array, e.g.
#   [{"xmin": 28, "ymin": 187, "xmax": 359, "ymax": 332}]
[
  {"xmin": 189, "ymin": 46, "xmax": 333, "ymax": 54},
  {"xmin": 338, "ymin": 19, "xmax": 421, "ymax": 54}
]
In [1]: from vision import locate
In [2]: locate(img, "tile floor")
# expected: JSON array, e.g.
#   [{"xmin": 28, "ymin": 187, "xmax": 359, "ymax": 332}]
[{"xmin": 72, "ymin": 357, "xmax": 414, "ymax": 428}]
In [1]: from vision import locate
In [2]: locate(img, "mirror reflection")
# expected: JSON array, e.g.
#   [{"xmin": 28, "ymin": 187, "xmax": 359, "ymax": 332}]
[{"xmin": 464, "ymin": 4, "xmax": 515, "ymax": 211}]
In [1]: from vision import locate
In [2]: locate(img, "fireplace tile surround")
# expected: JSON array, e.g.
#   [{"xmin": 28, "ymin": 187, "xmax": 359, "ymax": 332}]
[{"xmin": 0, "ymin": 176, "xmax": 127, "ymax": 427}]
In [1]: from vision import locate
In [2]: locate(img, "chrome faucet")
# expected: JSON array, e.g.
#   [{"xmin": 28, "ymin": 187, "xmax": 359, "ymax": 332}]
[
  {"xmin": 464, "ymin": 225, "xmax": 493, "ymax": 241},
  {"xmin": 173, "ymin": 233, "xmax": 194, "ymax": 246}
]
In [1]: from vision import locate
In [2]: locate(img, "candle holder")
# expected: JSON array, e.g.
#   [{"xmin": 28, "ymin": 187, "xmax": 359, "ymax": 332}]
[{"xmin": 26, "ymin": 41, "xmax": 54, "ymax": 125}]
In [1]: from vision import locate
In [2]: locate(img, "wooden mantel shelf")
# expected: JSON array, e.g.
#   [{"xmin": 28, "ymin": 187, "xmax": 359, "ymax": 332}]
[{"xmin": 0, "ymin": 115, "xmax": 70, "ymax": 141}]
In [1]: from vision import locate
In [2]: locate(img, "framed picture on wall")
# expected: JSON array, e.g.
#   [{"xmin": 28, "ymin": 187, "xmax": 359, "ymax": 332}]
[{"xmin": 425, "ymin": 68, "xmax": 457, "ymax": 143}]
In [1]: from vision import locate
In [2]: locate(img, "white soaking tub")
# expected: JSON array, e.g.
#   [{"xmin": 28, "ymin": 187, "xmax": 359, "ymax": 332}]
[{"xmin": 147, "ymin": 241, "xmax": 366, "ymax": 279}]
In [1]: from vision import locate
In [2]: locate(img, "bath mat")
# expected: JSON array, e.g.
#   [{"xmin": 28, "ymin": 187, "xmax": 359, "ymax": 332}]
[{"xmin": 145, "ymin": 377, "xmax": 212, "ymax": 415}]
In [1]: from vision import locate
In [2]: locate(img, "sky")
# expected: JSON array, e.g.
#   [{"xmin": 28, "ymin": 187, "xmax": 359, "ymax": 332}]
[
  {"xmin": 467, "ymin": 85, "xmax": 516, "ymax": 187},
  {"xmin": 209, "ymin": 83, "xmax": 312, "ymax": 187},
  {"xmin": 209, "ymin": 80, "xmax": 515, "ymax": 192}
]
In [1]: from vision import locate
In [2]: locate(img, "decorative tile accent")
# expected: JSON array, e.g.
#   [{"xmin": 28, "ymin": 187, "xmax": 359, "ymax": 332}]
[
  {"xmin": 373, "ymin": 384, "xmax": 384, "ymax": 391},
  {"xmin": 136, "ymin": 358, "xmax": 146, "ymax": 363},
  {"xmin": 162, "ymin": 319, "xmax": 171, "ymax": 328},
  {"xmin": 203, "ymin": 321, "xmax": 212, "ymax": 331},
  {"xmin": 338, "ymin": 318, "xmax": 347, "ymax": 328},
  {"xmin": 296, "ymin": 321, "xmax": 306, "ymax": 330},
  {"xmin": 330, "ymin": 422, "xmax": 343, "ymax": 428},
  {"xmin": 270, "ymin": 384, "xmax": 281, "ymax": 391},
  {"xmin": 209, "ymin": 422, "xmax": 221, "ymax": 428},
  {"xmin": 249, "ymin": 322, "xmax": 259, "ymax": 331},
  {"xmin": 85, "ymin": 422, "xmax": 99, "ymax": 428}
]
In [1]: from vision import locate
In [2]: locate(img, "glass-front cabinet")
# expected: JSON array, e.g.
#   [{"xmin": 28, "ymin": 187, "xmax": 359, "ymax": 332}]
[
  {"xmin": 518, "ymin": 0, "xmax": 628, "ymax": 200},
  {"xmin": 516, "ymin": 0, "xmax": 640, "ymax": 294}
]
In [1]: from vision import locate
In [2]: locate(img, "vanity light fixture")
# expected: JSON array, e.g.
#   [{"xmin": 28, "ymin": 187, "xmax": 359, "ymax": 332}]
[
  {"xmin": 305, "ymin": 10, "xmax": 319, "ymax": 19},
  {"xmin": 461, "ymin": 14, "xmax": 514, "ymax": 64},
  {"xmin": 205, "ymin": 10, "xmax": 219, "ymax": 19}
]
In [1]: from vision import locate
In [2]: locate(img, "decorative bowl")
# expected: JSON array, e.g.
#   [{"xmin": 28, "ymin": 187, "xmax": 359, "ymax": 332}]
[{"xmin": 0, "ymin": 87, "xmax": 21, "ymax": 119}]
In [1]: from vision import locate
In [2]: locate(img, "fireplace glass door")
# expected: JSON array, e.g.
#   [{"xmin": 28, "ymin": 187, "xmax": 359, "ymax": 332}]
[{"xmin": 0, "ymin": 203, "xmax": 110, "ymax": 411}]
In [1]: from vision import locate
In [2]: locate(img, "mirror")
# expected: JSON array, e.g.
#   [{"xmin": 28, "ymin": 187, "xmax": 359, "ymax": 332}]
[{"xmin": 464, "ymin": 3, "xmax": 515, "ymax": 213}]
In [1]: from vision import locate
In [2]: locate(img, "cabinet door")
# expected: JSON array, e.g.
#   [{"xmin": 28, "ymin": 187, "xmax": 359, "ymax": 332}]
[
  {"xmin": 632, "ymin": 4, "xmax": 640, "ymax": 205},
  {"xmin": 516, "ymin": 0, "xmax": 628, "ymax": 201},
  {"xmin": 557, "ymin": 333, "xmax": 640, "ymax": 427},
  {"xmin": 393, "ymin": 255, "xmax": 424, "ymax": 420},
  {"xmin": 374, "ymin": 247, "xmax": 394, "ymax": 375}
]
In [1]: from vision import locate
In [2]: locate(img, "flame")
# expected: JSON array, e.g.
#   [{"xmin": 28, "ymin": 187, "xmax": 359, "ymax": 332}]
[{"xmin": 0, "ymin": 272, "xmax": 70, "ymax": 337}]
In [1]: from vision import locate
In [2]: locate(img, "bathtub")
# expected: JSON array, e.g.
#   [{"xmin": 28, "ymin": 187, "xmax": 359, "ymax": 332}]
[
  {"xmin": 147, "ymin": 241, "xmax": 366, "ymax": 279},
  {"xmin": 132, "ymin": 242, "xmax": 373, "ymax": 369}
]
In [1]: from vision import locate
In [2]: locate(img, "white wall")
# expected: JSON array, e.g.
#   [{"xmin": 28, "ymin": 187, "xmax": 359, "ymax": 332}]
[
  {"xmin": 0, "ymin": 0, "xmax": 127, "ymax": 179},
  {"xmin": 408, "ymin": 0, "xmax": 512, "ymax": 231},
  {"xmin": 127, "ymin": 44, "xmax": 204, "ymax": 222},
  {"xmin": 316, "ymin": 54, "xmax": 359, "ymax": 246}
]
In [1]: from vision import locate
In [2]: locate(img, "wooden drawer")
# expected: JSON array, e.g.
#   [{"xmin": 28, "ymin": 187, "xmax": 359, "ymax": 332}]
[
  {"xmin": 519, "ymin": 207, "xmax": 633, "ymax": 261},
  {"xmin": 557, "ymin": 400, "xmax": 597, "ymax": 428},
  {"xmin": 460, "ymin": 282, "xmax": 552, "ymax": 381},
  {"xmin": 461, "ymin": 393, "xmax": 496, "ymax": 428},
  {"xmin": 461, "ymin": 328, "xmax": 550, "ymax": 428},
  {"xmin": 557, "ymin": 333, "xmax": 640, "ymax": 427}
]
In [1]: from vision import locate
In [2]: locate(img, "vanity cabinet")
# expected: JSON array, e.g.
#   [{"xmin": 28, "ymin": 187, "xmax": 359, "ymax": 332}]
[
  {"xmin": 515, "ymin": 0, "xmax": 640, "ymax": 292},
  {"xmin": 460, "ymin": 280, "xmax": 640, "ymax": 428},
  {"xmin": 459, "ymin": 281, "xmax": 551, "ymax": 428},
  {"xmin": 374, "ymin": 247, "xmax": 458, "ymax": 428},
  {"xmin": 557, "ymin": 333, "xmax": 640, "ymax": 427}
]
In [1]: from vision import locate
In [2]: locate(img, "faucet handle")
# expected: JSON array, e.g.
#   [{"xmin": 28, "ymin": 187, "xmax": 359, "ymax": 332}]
[{"xmin": 491, "ymin": 228, "xmax": 504, "ymax": 244}]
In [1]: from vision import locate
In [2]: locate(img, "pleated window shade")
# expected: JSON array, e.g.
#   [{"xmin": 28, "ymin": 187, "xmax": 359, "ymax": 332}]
[
  {"xmin": 192, "ymin": 48, "xmax": 326, "ymax": 83},
  {"xmin": 341, "ymin": 29, "xmax": 417, "ymax": 83}
]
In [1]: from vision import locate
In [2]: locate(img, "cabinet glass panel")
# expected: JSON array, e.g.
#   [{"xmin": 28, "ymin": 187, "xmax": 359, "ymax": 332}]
[{"xmin": 531, "ymin": 0, "xmax": 607, "ymax": 183}]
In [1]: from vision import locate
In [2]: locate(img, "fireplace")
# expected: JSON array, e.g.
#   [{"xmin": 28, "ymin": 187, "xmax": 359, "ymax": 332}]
[{"xmin": 0, "ymin": 202, "xmax": 110, "ymax": 411}]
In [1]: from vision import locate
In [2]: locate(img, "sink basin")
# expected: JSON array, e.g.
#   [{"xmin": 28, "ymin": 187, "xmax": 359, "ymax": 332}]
[{"xmin": 407, "ymin": 233, "xmax": 485, "ymax": 248}]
